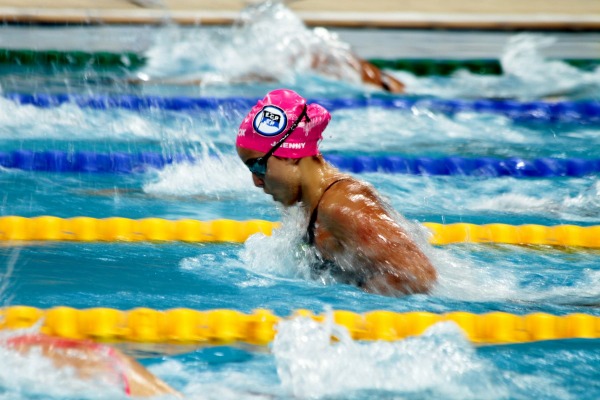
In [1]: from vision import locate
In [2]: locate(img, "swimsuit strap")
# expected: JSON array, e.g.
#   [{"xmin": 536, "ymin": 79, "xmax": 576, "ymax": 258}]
[{"xmin": 306, "ymin": 178, "xmax": 351, "ymax": 245}]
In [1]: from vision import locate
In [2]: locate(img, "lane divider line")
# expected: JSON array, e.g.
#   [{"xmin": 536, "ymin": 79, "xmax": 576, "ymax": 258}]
[
  {"xmin": 0, "ymin": 216, "xmax": 598, "ymax": 247},
  {"xmin": 1, "ymin": 150, "xmax": 598, "ymax": 177},
  {"xmin": 2, "ymin": 306, "xmax": 599, "ymax": 345}
]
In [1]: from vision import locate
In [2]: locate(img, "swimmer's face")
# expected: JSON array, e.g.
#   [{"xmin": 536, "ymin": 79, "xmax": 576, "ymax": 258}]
[{"xmin": 237, "ymin": 146, "xmax": 301, "ymax": 206}]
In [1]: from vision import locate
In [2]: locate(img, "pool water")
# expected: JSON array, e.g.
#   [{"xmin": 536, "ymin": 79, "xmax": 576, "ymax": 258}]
[{"xmin": 1, "ymin": 3, "xmax": 600, "ymax": 399}]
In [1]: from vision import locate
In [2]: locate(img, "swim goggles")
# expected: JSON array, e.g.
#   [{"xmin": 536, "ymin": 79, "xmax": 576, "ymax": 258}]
[{"xmin": 244, "ymin": 104, "xmax": 309, "ymax": 179}]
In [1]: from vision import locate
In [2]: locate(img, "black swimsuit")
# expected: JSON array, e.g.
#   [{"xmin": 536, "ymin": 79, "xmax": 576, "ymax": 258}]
[
  {"xmin": 305, "ymin": 178, "xmax": 349, "ymax": 246},
  {"xmin": 304, "ymin": 178, "xmax": 367, "ymax": 286}
]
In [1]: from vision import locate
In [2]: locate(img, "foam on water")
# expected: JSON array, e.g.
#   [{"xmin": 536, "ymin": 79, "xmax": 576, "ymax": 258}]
[
  {"xmin": 142, "ymin": 317, "xmax": 507, "ymax": 400},
  {"xmin": 142, "ymin": 154, "xmax": 256, "ymax": 198},
  {"xmin": 149, "ymin": 357, "xmax": 282, "ymax": 400},
  {"xmin": 240, "ymin": 206, "xmax": 314, "ymax": 279},
  {"xmin": 322, "ymin": 107, "xmax": 534, "ymax": 156},
  {"xmin": 272, "ymin": 315, "xmax": 506, "ymax": 399},
  {"xmin": 140, "ymin": 2, "xmax": 360, "ymax": 89},
  {"xmin": 0, "ymin": 99, "xmax": 155, "ymax": 141},
  {"xmin": 463, "ymin": 177, "xmax": 600, "ymax": 222},
  {"xmin": 500, "ymin": 35, "xmax": 600, "ymax": 98},
  {"xmin": 323, "ymin": 107, "xmax": 598, "ymax": 158},
  {"xmin": 520, "ymin": 268, "xmax": 600, "ymax": 306},
  {"xmin": 468, "ymin": 184, "xmax": 600, "ymax": 222},
  {"xmin": 0, "ymin": 331, "xmax": 127, "ymax": 400},
  {"xmin": 0, "ymin": 98, "xmax": 243, "ymax": 152},
  {"xmin": 368, "ymin": 174, "xmax": 600, "ymax": 224},
  {"xmin": 404, "ymin": 34, "xmax": 600, "ymax": 100}
]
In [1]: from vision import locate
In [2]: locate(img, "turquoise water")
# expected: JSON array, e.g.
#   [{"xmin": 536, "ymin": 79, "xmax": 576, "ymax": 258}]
[{"xmin": 1, "ymin": 3, "xmax": 600, "ymax": 399}]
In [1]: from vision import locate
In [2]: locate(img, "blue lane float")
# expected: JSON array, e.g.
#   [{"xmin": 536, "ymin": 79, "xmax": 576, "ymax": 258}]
[
  {"xmin": 1, "ymin": 150, "xmax": 599, "ymax": 177},
  {"xmin": 0, "ymin": 150, "xmax": 193, "ymax": 173},
  {"xmin": 4, "ymin": 93, "xmax": 600, "ymax": 124}
]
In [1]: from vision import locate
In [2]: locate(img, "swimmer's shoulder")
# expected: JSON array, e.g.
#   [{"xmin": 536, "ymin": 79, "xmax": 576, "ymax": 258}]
[{"xmin": 318, "ymin": 176, "xmax": 383, "ymax": 219}]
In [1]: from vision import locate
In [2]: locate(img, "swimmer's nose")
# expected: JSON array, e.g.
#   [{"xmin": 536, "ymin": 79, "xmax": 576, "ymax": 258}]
[{"xmin": 252, "ymin": 174, "xmax": 265, "ymax": 188}]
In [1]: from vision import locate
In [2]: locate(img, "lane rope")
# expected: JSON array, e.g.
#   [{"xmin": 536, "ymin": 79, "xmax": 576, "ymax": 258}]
[
  {"xmin": 0, "ymin": 216, "xmax": 598, "ymax": 247},
  {"xmin": 1, "ymin": 150, "xmax": 598, "ymax": 177},
  {"xmin": 1, "ymin": 48, "xmax": 597, "ymax": 76},
  {"xmin": 0, "ymin": 49, "xmax": 145, "ymax": 69},
  {"xmin": 2, "ymin": 306, "xmax": 599, "ymax": 345},
  {"xmin": 5, "ymin": 93, "xmax": 600, "ymax": 124},
  {"xmin": 368, "ymin": 57, "xmax": 600, "ymax": 76}
]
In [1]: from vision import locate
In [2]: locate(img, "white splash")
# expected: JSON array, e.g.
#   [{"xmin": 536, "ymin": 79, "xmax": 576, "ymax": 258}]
[
  {"xmin": 140, "ymin": 2, "xmax": 361, "ymax": 86},
  {"xmin": 272, "ymin": 315, "xmax": 506, "ymax": 399},
  {"xmin": 240, "ymin": 206, "xmax": 314, "ymax": 279},
  {"xmin": 142, "ymin": 154, "xmax": 255, "ymax": 197},
  {"xmin": 500, "ymin": 34, "xmax": 596, "ymax": 98},
  {"xmin": 471, "ymin": 193, "xmax": 554, "ymax": 213},
  {"xmin": 466, "ymin": 178, "xmax": 600, "ymax": 222},
  {"xmin": 0, "ymin": 99, "xmax": 153, "ymax": 140},
  {"xmin": 0, "ymin": 332, "xmax": 128, "ymax": 400},
  {"xmin": 521, "ymin": 269, "xmax": 600, "ymax": 305},
  {"xmin": 322, "ymin": 107, "xmax": 532, "ymax": 154},
  {"xmin": 406, "ymin": 33, "xmax": 600, "ymax": 99},
  {"xmin": 429, "ymin": 245, "xmax": 521, "ymax": 302}
]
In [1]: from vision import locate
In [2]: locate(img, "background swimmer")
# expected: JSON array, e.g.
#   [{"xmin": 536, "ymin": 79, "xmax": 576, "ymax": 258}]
[
  {"xmin": 129, "ymin": 2, "xmax": 404, "ymax": 93},
  {"xmin": 128, "ymin": 54, "xmax": 404, "ymax": 93}
]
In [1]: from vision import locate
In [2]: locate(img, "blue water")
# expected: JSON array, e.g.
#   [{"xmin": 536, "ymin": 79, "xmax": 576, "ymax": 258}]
[{"xmin": 1, "ymin": 3, "xmax": 600, "ymax": 399}]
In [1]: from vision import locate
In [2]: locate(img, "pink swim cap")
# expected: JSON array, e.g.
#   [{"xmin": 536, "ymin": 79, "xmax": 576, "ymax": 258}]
[{"xmin": 236, "ymin": 89, "xmax": 331, "ymax": 158}]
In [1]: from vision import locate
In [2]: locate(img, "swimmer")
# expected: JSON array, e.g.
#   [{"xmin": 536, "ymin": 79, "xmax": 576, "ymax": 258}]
[
  {"xmin": 4, "ymin": 334, "xmax": 180, "ymax": 397},
  {"xmin": 128, "ymin": 56, "xmax": 404, "ymax": 93},
  {"xmin": 236, "ymin": 89, "xmax": 436, "ymax": 296}
]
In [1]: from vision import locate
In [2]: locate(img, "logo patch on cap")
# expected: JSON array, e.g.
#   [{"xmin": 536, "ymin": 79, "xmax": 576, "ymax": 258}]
[{"xmin": 253, "ymin": 105, "xmax": 288, "ymax": 137}]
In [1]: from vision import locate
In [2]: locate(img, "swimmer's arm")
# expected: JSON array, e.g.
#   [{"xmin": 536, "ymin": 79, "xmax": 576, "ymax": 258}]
[
  {"xmin": 114, "ymin": 348, "xmax": 182, "ymax": 397},
  {"xmin": 320, "ymin": 191, "xmax": 436, "ymax": 295},
  {"xmin": 358, "ymin": 60, "xmax": 405, "ymax": 93}
]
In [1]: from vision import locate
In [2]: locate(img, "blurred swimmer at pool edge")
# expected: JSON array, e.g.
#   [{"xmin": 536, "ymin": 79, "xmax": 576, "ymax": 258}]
[{"xmin": 3, "ymin": 334, "xmax": 180, "ymax": 397}]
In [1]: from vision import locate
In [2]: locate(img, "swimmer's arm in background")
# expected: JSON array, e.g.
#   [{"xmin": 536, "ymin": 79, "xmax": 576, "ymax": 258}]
[
  {"xmin": 312, "ymin": 52, "xmax": 405, "ymax": 93},
  {"xmin": 358, "ymin": 59, "xmax": 405, "ymax": 93},
  {"xmin": 360, "ymin": 60, "xmax": 404, "ymax": 93},
  {"xmin": 319, "ymin": 185, "xmax": 436, "ymax": 295}
]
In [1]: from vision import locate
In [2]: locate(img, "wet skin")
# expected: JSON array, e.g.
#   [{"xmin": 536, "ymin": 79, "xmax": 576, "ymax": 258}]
[
  {"xmin": 237, "ymin": 147, "xmax": 436, "ymax": 296},
  {"xmin": 5, "ymin": 335, "xmax": 180, "ymax": 397}
]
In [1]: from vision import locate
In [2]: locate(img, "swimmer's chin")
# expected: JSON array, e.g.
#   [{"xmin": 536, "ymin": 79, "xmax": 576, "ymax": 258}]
[
  {"xmin": 267, "ymin": 193, "xmax": 288, "ymax": 206},
  {"xmin": 263, "ymin": 190, "xmax": 277, "ymax": 202}
]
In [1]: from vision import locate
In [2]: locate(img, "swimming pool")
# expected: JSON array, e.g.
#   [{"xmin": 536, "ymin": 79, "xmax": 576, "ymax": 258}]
[{"xmin": 1, "ymin": 3, "xmax": 600, "ymax": 399}]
